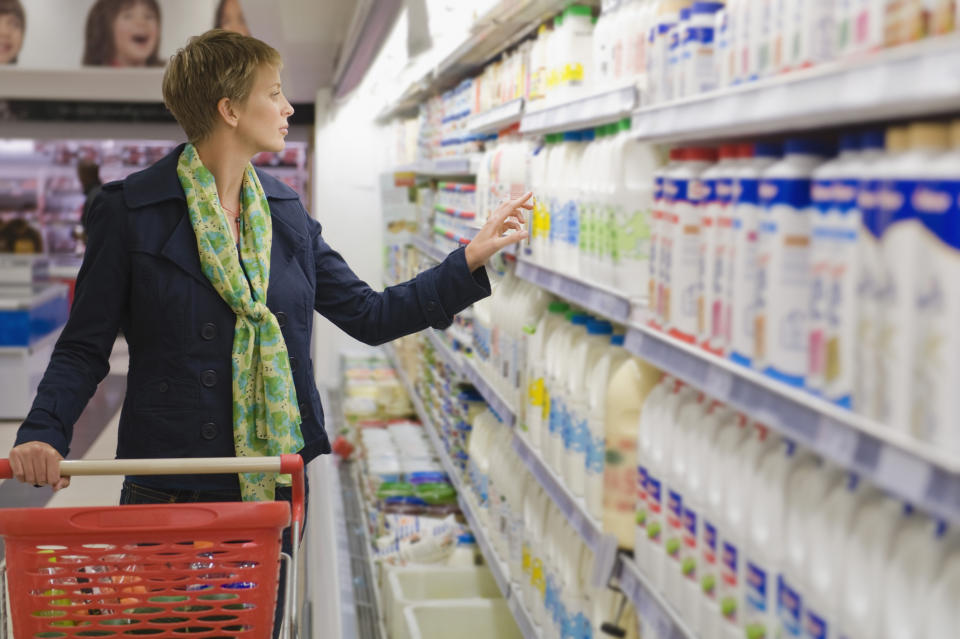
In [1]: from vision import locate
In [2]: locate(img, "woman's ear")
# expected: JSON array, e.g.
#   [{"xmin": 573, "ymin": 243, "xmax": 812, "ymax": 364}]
[{"xmin": 216, "ymin": 97, "xmax": 239, "ymax": 130}]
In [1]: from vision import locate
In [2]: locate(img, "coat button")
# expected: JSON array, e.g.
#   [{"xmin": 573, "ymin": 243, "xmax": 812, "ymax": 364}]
[
  {"xmin": 158, "ymin": 381, "xmax": 169, "ymax": 393},
  {"xmin": 276, "ymin": 311, "xmax": 287, "ymax": 328},
  {"xmin": 201, "ymin": 323, "xmax": 217, "ymax": 340},
  {"xmin": 201, "ymin": 370, "xmax": 217, "ymax": 387},
  {"xmin": 201, "ymin": 422, "xmax": 218, "ymax": 440},
  {"xmin": 426, "ymin": 301, "xmax": 438, "ymax": 313},
  {"xmin": 289, "ymin": 356, "xmax": 297, "ymax": 373}
]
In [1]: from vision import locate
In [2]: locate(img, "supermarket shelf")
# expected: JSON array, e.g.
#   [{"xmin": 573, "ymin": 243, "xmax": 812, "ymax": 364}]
[
  {"xmin": 512, "ymin": 434, "xmax": 615, "ymax": 556},
  {"xmin": 376, "ymin": 0, "xmax": 567, "ymax": 122},
  {"xmin": 458, "ymin": 493, "xmax": 541, "ymax": 639},
  {"xmin": 392, "ymin": 155, "xmax": 480, "ymax": 176},
  {"xmin": 520, "ymin": 83, "xmax": 638, "ymax": 135},
  {"xmin": 467, "ymin": 98, "xmax": 525, "ymax": 135},
  {"xmin": 384, "ymin": 343, "xmax": 541, "ymax": 639},
  {"xmin": 631, "ymin": 35, "xmax": 960, "ymax": 144},
  {"xmin": 617, "ymin": 559, "xmax": 696, "ymax": 639},
  {"xmin": 425, "ymin": 328, "xmax": 464, "ymax": 377},
  {"xmin": 624, "ymin": 324, "xmax": 960, "ymax": 524},
  {"xmin": 514, "ymin": 258, "xmax": 638, "ymax": 324},
  {"xmin": 411, "ymin": 234, "xmax": 452, "ymax": 262},
  {"xmin": 459, "ymin": 355, "xmax": 517, "ymax": 427}
]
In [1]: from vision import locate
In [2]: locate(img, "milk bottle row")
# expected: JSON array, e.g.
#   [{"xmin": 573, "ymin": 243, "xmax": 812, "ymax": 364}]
[
  {"xmin": 525, "ymin": 121, "xmax": 657, "ymax": 297},
  {"xmin": 628, "ymin": 0, "xmax": 960, "ymax": 106},
  {"xmin": 648, "ymin": 122, "xmax": 960, "ymax": 453},
  {"xmin": 632, "ymin": 374, "xmax": 960, "ymax": 639},
  {"xmin": 463, "ymin": 403, "xmax": 642, "ymax": 639}
]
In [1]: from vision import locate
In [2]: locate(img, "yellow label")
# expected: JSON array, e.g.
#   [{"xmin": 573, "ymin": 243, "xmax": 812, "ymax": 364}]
[
  {"xmin": 531, "ymin": 558, "xmax": 546, "ymax": 596},
  {"xmin": 547, "ymin": 68, "xmax": 560, "ymax": 90},
  {"xmin": 528, "ymin": 378, "xmax": 545, "ymax": 407},
  {"xmin": 542, "ymin": 388, "xmax": 550, "ymax": 421},
  {"xmin": 522, "ymin": 544, "xmax": 532, "ymax": 575},
  {"xmin": 562, "ymin": 63, "xmax": 584, "ymax": 84}
]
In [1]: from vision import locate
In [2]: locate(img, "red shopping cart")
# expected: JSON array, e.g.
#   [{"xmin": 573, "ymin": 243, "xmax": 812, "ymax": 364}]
[{"xmin": 0, "ymin": 455, "xmax": 304, "ymax": 639}]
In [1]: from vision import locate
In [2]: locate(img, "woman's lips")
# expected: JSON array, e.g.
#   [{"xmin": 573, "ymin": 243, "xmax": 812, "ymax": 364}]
[{"xmin": 131, "ymin": 34, "xmax": 151, "ymax": 46}]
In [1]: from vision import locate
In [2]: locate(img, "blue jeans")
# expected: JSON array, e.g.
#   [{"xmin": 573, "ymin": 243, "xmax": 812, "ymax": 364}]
[{"xmin": 119, "ymin": 479, "xmax": 308, "ymax": 638}]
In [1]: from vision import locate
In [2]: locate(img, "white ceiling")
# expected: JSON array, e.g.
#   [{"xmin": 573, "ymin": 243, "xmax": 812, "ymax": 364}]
[{"xmin": 242, "ymin": 0, "xmax": 360, "ymax": 102}]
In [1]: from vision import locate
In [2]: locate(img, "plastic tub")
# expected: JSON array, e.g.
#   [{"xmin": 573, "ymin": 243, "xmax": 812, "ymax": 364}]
[
  {"xmin": 384, "ymin": 565, "xmax": 501, "ymax": 639},
  {"xmin": 402, "ymin": 599, "xmax": 522, "ymax": 639}
]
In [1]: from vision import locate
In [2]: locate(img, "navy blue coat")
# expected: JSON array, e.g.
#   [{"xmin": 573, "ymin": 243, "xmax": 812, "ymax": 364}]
[{"xmin": 16, "ymin": 144, "xmax": 490, "ymax": 488}]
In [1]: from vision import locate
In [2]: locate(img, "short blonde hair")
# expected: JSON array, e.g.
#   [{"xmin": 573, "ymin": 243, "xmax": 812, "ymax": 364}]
[{"xmin": 162, "ymin": 29, "xmax": 282, "ymax": 142}]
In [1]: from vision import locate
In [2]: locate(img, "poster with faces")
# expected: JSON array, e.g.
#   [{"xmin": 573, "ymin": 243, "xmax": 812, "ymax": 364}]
[{"xmin": 3, "ymin": 0, "xmax": 250, "ymax": 69}]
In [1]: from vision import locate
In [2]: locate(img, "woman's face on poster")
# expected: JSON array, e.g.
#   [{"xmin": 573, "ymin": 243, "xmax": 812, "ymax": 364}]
[
  {"xmin": 219, "ymin": 0, "xmax": 249, "ymax": 36},
  {"xmin": 112, "ymin": 1, "xmax": 159, "ymax": 66},
  {"xmin": 0, "ymin": 11, "xmax": 23, "ymax": 64}
]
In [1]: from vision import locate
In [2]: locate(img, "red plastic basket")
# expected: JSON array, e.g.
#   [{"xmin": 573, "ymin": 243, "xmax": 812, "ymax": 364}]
[{"xmin": 0, "ymin": 455, "xmax": 304, "ymax": 639}]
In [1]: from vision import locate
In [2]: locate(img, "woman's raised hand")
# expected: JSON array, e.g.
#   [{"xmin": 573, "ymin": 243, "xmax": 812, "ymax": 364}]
[{"xmin": 464, "ymin": 191, "xmax": 534, "ymax": 271}]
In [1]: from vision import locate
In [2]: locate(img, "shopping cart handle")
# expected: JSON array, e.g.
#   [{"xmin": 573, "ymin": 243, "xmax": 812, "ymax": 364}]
[{"xmin": 0, "ymin": 456, "xmax": 305, "ymax": 525}]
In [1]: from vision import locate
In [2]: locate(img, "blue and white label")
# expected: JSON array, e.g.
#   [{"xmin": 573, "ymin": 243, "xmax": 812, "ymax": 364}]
[
  {"xmin": 778, "ymin": 575, "xmax": 804, "ymax": 637},
  {"xmin": 804, "ymin": 607, "xmax": 828, "ymax": 639},
  {"xmin": 745, "ymin": 561, "xmax": 769, "ymax": 612}
]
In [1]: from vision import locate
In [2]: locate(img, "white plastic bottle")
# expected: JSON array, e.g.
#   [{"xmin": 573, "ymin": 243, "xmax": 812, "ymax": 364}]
[
  {"xmin": 672, "ymin": 393, "xmax": 712, "ymax": 618},
  {"xmin": 838, "ymin": 498, "xmax": 915, "ymax": 639},
  {"xmin": 549, "ymin": 313, "xmax": 589, "ymax": 473},
  {"xmin": 756, "ymin": 138, "xmax": 829, "ymax": 385},
  {"xmin": 587, "ymin": 333, "xmax": 630, "ymax": 522},
  {"xmin": 665, "ymin": 392, "xmax": 707, "ymax": 608},
  {"xmin": 647, "ymin": 382, "xmax": 698, "ymax": 592},
  {"xmin": 854, "ymin": 127, "xmax": 906, "ymax": 418},
  {"xmin": 565, "ymin": 319, "xmax": 614, "ymax": 497},
  {"xmin": 742, "ymin": 440, "xmax": 815, "ymax": 639},
  {"xmin": 719, "ymin": 423, "xmax": 779, "ymax": 639},
  {"xmin": 802, "ymin": 473, "xmax": 877, "ymax": 639},
  {"xmin": 666, "ymin": 147, "xmax": 718, "ymax": 343},
  {"xmin": 877, "ymin": 122, "xmax": 947, "ymax": 437},
  {"xmin": 776, "ymin": 457, "xmax": 843, "ymax": 638},
  {"xmin": 543, "ymin": 309, "xmax": 577, "ymax": 470},
  {"xmin": 728, "ymin": 142, "xmax": 780, "ymax": 368},
  {"xmin": 635, "ymin": 375, "xmax": 672, "ymax": 570},
  {"xmin": 916, "ymin": 120, "xmax": 960, "ymax": 453},
  {"xmin": 525, "ymin": 300, "xmax": 569, "ymax": 450},
  {"xmin": 697, "ymin": 408, "xmax": 741, "ymax": 639},
  {"xmin": 604, "ymin": 356, "xmax": 662, "ymax": 550},
  {"xmin": 926, "ymin": 540, "xmax": 960, "ymax": 639},
  {"xmin": 879, "ymin": 517, "xmax": 953, "ymax": 639},
  {"xmin": 523, "ymin": 484, "xmax": 550, "ymax": 618},
  {"xmin": 616, "ymin": 120, "xmax": 658, "ymax": 299}
]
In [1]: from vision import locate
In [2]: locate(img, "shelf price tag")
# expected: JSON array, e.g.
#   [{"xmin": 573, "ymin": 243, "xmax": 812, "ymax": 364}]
[{"xmin": 816, "ymin": 416, "xmax": 859, "ymax": 467}]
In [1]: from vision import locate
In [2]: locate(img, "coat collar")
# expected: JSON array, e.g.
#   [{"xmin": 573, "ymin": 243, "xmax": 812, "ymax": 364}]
[
  {"xmin": 123, "ymin": 142, "xmax": 301, "ymax": 209},
  {"xmin": 140, "ymin": 143, "xmax": 307, "ymax": 293}
]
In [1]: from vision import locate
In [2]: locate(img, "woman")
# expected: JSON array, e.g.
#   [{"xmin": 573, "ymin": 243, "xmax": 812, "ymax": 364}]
[
  {"xmin": 0, "ymin": 0, "xmax": 24, "ymax": 65},
  {"xmin": 83, "ymin": 0, "xmax": 162, "ymax": 67},
  {"xmin": 215, "ymin": 0, "xmax": 250, "ymax": 36},
  {"xmin": 9, "ymin": 27, "xmax": 528, "ymax": 631}
]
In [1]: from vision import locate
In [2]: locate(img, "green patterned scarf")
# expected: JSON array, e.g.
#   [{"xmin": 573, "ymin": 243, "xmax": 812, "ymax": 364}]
[{"xmin": 177, "ymin": 143, "xmax": 304, "ymax": 501}]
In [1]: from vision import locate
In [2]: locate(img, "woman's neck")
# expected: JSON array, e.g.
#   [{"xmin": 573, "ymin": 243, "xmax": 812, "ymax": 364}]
[{"xmin": 193, "ymin": 137, "xmax": 252, "ymax": 212}]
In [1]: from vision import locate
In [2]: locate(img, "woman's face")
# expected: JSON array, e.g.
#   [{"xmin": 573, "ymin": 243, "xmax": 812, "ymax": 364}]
[
  {"xmin": 219, "ymin": 0, "xmax": 249, "ymax": 36},
  {"xmin": 112, "ymin": 2, "xmax": 159, "ymax": 66},
  {"xmin": 235, "ymin": 64, "xmax": 294, "ymax": 154},
  {"xmin": 0, "ymin": 13, "xmax": 24, "ymax": 64}
]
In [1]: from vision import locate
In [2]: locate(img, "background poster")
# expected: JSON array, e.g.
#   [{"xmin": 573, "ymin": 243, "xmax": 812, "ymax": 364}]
[{"xmin": 6, "ymin": 0, "xmax": 249, "ymax": 69}]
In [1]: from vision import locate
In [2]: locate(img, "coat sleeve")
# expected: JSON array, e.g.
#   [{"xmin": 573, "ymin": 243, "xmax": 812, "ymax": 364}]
[
  {"xmin": 15, "ymin": 189, "xmax": 130, "ymax": 456},
  {"xmin": 310, "ymin": 217, "xmax": 491, "ymax": 346}
]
